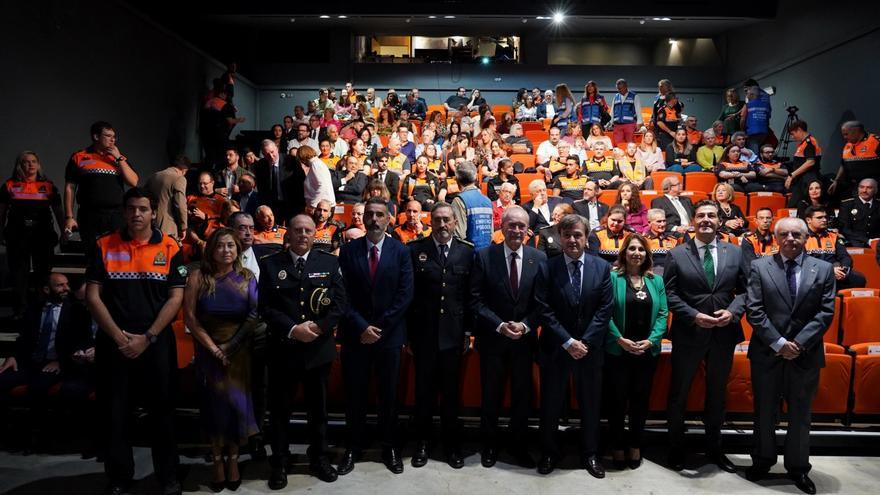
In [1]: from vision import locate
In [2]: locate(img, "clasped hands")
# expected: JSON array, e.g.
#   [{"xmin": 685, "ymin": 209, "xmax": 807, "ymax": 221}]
[
  {"xmin": 360, "ymin": 325, "xmax": 383, "ymax": 344},
  {"xmin": 118, "ymin": 331, "xmax": 149, "ymax": 359},
  {"xmin": 776, "ymin": 340, "xmax": 802, "ymax": 360},
  {"xmin": 290, "ymin": 321, "xmax": 323, "ymax": 343},
  {"xmin": 617, "ymin": 337, "xmax": 653, "ymax": 356},
  {"xmin": 500, "ymin": 321, "xmax": 526, "ymax": 340},
  {"xmin": 694, "ymin": 310, "xmax": 733, "ymax": 328}
]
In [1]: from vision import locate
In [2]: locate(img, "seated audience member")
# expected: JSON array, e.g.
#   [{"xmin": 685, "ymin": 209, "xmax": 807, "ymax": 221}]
[
  {"xmin": 616, "ymin": 182, "xmax": 649, "ymax": 234},
  {"xmin": 538, "ymin": 88, "xmax": 556, "ymax": 119},
  {"xmin": 617, "ymin": 143, "xmax": 648, "ymax": 189},
  {"xmin": 487, "ymin": 159, "xmax": 521, "ymax": 204},
  {"xmin": 588, "ymin": 204, "xmax": 633, "ymax": 263},
  {"xmin": 232, "ymin": 173, "xmax": 259, "ymax": 217},
  {"xmin": 605, "ymin": 234, "xmax": 668, "ymax": 471},
  {"xmin": 376, "ymin": 108, "xmax": 396, "ymax": 137},
  {"xmin": 754, "ymin": 145, "xmax": 789, "ymax": 193},
  {"xmin": 536, "ymin": 126, "xmax": 562, "ymax": 169},
  {"xmin": 401, "ymin": 92, "xmax": 427, "ymax": 121},
  {"xmin": 385, "ymin": 135, "xmax": 412, "ymax": 176},
  {"xmin": 414, "ymin": 129, "xmax": 436, "ymax": 158},
  {"xmin": 552, "ymin": 156, "xmax": 588, "ymax": 201},
  {"xmin": 364, "ymin": 88, "xmax": 383, "ymax": 110},
  {"xmin": 572, "ymin": 180, "xmax": 608, "ymax": 231},
  {"xmin": 535, "ymin": 203, "xmax": 575, "ymax": 258},
  {"xmin": 288, "ymin": 123, "xmax": 319, "ymax": 153},
  {"xmin": 444, "ymin": 87, "xmax": 470, "ymax": 114},
  {"xmin": 650, "ymin": 176, "xmax": 693, "ymax": 234},
  {"xmin": 393, "ymin": 199, "xmax": 431, "ymax": 243},
  {"xmin": 696, "ymin": 130, "xmax": 725, "ymax": 171},
  {"xmin": 684, "ymin": 115, "xmax": 702, "ymax": 146},
  {"xmin": 241, "ymin": 146, "xmax": 260, "ymax": 170},
  {"xmin": 665, "ymin": 128, "xmax": 701, "ymax": 173},
  {"xmin": 796, "ymin": 179, "xmax": 835, "ymax": 228},
  {"xmin": 401, "ymin": 155, "xmax": 442, "ymax": 209},
  {"xmin": 585, "ymin": 123, "xmax": 613, "ymax": 151},
  {"xmin": 311, "ymin": 199, "xmax": 344, "ymax": 254},
  {"xmin": 837, "ymin": 178, "xmax": 880, "ymax": 247},
  {"xmin": 730, "ymin": 131, "xmax": 758, "ymax": 164},
  {"xmin": 713, "ymin": 182, "xmax": 749, "ymax": 236},
  {"xmin": 505, "ymin": 123, "xmax": 535, "ymax": 155},
  {"xmin": 326, "ymin": 124, "xmax": 349, "ymax": 158},
  {"xmin": 253, "ymin": 205, "xmax": 287, "ymax": 245},
  {"xmin": 342, "ymin": 202, "xmax": 366, "ymax": 243},
  {"xmin": 741, "ymin": 207, "xmax": 778, "ymax": 265},
  {"xmin": 270, "ymin": 124, "xmax": 288, "ymax": 154},
  {"xmin": 318, "ymin": 139, "xmax": 341, "ymax": 170},
  {"xmin": 654, "ymin": 91, "xmax": 682, "ymax": 150},
  {"xmin": 187, "ymin": 171, "xmax": 225, "ymax": 254},
  {"xmin": 516, "ymin": 95, "xmax": 539, "ymax": 121},
  {"xmin": 635, "ymin": 130, "xmax": 665, "ymax": 174},
  {"xmin": 333, "ymin": 155, "xmax": 369, "ymax": 204},
  {"xmin": 644, "ymin": 209, "xmax": 682, "ymax": 275},
  {"xmin": 340, "ymin": 119, "xmax": 366, "ymax": 143},
  {"xmin": 585, "ymin": 142, "xmax": 621, "ymax": 189},
  {"xmin": 363, "ymin": 178, "xmax": 399, "ymax": 221},
  {"xmin": 320, "ymin": 109, "xmax": 342, "ymax": 134},
  {"xmin": 483, "ymin": 140, "xmax": 511, "ymax": 180},
  {"xmin": 524, "ymin": 179, "xmax": 569, "ymax": 232},
  {"xmin": 0, "ymin": 273, "xmax": 92, "ymax": 429},
  {"xmin": 803, "ymin": 206, "xmax": 866, "ymax": 289},
  {"xmin": 335, "ymin": 90, "xmax": 354, "ymax": 119},
  {"xmin": 716, "ymin": 144, "xmax": 761, "ymax": 193},
  {"xmin": 711, "ymin": 120, "xmax": 729, "ymax": 146},
  {"xmin": 371, "ymin": 154, "xmax": 401, "ymax": 199},
  {"xmin": 347, "ymin": 137, "xmax": 370, "ymax": 169},
  {"xmin": 491, "ymin": 182, "xmax": 517, "ymax": 231}
]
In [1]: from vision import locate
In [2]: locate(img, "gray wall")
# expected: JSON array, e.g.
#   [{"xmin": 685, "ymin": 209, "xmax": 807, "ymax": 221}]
[
  {"xmin": 1, "ymin": 0, "xmax": 257, "ymax": 186},
  {"xmin": 721, "ymin": 0, "xmax": 880, "ymax": 173}
]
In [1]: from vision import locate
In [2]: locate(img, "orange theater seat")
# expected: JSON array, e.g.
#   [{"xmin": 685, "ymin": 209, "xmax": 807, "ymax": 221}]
[
  {"xmin": 847, "ymin": 248, "xmax": 880, "ymax": 289},
  {"xmin": 515, "ymin": 173, "xmax": 546, "ymax": 204},
  {"xmin": 459, "ymin": 347, "xmax": 482, "ymax": 408},
  {"xmin": 427, "ymin": 104, "xmax": 446, "ymax": 119},
  {"xmin": 510, "ymin": 154, "xmax": 536, "ymax": 170},
  {"xmin": 640, "ymin": 189, "xmax": 659, "ymax": 204},
  {"xmin": 333, "ymin": 203, "xmax": 354, "ymax": 227},
  {"xmin": 726, "ymin": 351, "xmax": 754, "ymax": 413},
  {"xmin": 810, "ymin": 348, "xmax": 852, "ymax": 414},
  {"xmin": 683, "ymin": 172, "xmax": 717, "ymax": 194},
  {"xmin": 650, "ymin": 171, "xmax": 682, "ymax": 191},
  {"xmin": 777, "ymin": 208, "xmax": 798, "ymax": 219},
  {"xmin": 851, "ymin": 342, "xmax": 880, "ymax": 414},
  {"xmin": 598, "ymin": 189, "xmax": 617, "ymax": 207},
  {"xmin": 741, "ymin": 316, "xmax": 753, "ymax": 341},
  {"xmin": 492, "ymin": 104, "xmax": 512, "ymax": 115},
  {"xmin": 649, "ymin": 347, "xmax": 672, "ymax": 412},
  {"xmin": 172, "ymin": 319, "xmax": 194, "ymax": 369},
  {"xmin": 747, "ymin": 192, "xmax": 786, "ymax": 216},
  {"xmin": 679, "ymin": 190, "xmax": 708, "ymax": 203},
  {"xmin": 520, "ymin": 121, "xmax": 544, "ymax": 133},
  {"xmin": 525, "ymin": 130, "xmax": 549, "ymax": 145},
  {"xmin": 840, "ymin": 292, "xmax": 880, "ymax": 347},
  {"xmin": 732, "ymin": 192, "xmax": 749, "ymax": 214}
]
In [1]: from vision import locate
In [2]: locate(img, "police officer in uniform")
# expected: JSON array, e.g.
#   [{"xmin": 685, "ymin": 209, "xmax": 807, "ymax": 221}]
[
  {"xmin": 803, "ymin": 206, "xmax": 866, "ymax": 289},
  {"xmin": 837, "ymin": 178, "xmax": 880, "ymax": 247},
  {"xmin": 259, "ymin": 214, "xmax": 346, "ymax": 488},
  {"xmin": 830, "ymin": 121, "xmax": 880, "ymax": 200},
  {"xmin": 742, "ymin": 207, "xmax": 779, "ymax": 265},
  {"xmin": 407, "ymin": 202, "xmax": 474, "ymax": 469}
]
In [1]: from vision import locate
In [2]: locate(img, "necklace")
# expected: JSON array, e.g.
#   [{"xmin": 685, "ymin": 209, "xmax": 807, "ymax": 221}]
[{"xmin": 628, "ymin": 274, "xmax": 648, "ymax": 300}]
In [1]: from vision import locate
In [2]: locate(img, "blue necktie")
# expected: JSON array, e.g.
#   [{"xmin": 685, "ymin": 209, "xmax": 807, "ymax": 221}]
[
  {"xmin": 34, "ymin": 304, "xmax": 57, "ymax": 363},
  {"xmin": 570, "ymin": 260, "xmax": 582, "ymax": 300},
  {"xmin": 785, "ymin": 259, "xmax": 798, "ymax": 303}
]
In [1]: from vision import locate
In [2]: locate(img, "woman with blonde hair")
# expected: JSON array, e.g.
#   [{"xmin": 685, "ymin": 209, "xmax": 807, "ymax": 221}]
[
  {"xmin": 553, "ymin": 83, "xmax": 577, "ymax": 135},
  {"xmin": 635, "ymin": 130, "xmax": 664, "ymax": 174}
]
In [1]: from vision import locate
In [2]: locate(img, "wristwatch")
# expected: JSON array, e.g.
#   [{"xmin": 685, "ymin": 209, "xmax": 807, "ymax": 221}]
[{"xmin": 146, "ymin": 332, "xmax": 158, "ymax": 345}]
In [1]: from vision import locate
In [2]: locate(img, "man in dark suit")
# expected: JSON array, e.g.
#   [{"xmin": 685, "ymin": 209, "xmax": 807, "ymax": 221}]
[
  {"xmin": 651, "ymin": 176, "xmax": 694, "ymax": 234},
  {"xmin": 522, "ymin": 179, "xmax": 570, "ymax": 232},
  {"xmin": 470, "ymin": 205, "xmax": 546, "ymax": 469},
  {"xmin": 534, "ymin": 214, "xmax": 614, "ymax": 477},
  {"xmin": 232, "ymin": 172, "xmax": 260, "ymax": 217},
  {"xmin": 664, "ymin": 199, "xmax": 747, "ymax": 472},
  {"xmin": 372, "ymin": 153, "xmax": 401, "ymax": 203},
  {"xmin": 336, "ymin": 198, "xmax": 414, "ymax": 475},
  {"xmin": 407, "ymin": 202, "xmax": 474, "ymax": 469},
  {"xmin": 745, "ymin": 217, "xmax": 836, "ymax": 495},
  {"xmin": 837, "ymin": 178, "xmax": 880, "ymax": 247},
  {"xmin": 259, "ymin": 214, "xmax": 346, "ymax": 488},
  {"xmin": 253, "ymin": 139, "xmax": 305, "ymax": 222},
  {"xmin": 572, "ymin": 180, "xmax": 609, "ymax": 231}
]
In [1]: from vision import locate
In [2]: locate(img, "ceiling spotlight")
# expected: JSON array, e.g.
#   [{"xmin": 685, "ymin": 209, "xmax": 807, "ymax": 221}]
[
  {"xmin": 319, "ymin": 15, "xmax": 329, "ymax": 19},
  {"xmin": 289, "ymin": 17, "xmax": 295, "ymax": 23},
  {"xmin": 668, "ymin": 38, "xmax": 677, "ymax": 45},
  {"xmin": 552, "ymin": 12, "xmax": 565, "ymax": 24},
  {"xmin": 652, "ymin": 17, "xmax": 671, "ymax": 21},
  {"xmin": 405, "ymin": 17, "xmax": 412, "ymax": 23},
  {"xmin": 444, "ymin": 15, "xmax": 455, "ymax": 19},
  {"xmin": 428, "ymin": 15, "xmax": 436, "ymax": 19},
  {"xmin": 521, "ymin": 18, "xmax": 527, "ymax": 23},
  {"xmin": 481, "ymin": 57, "xmax": 490, "ymax": 65},
  {"xmin": 639, "ymin": 19, "xmax": 645, "ymax": 25},
  {"xmin": 338, "ymin": 15, "xmax": 347, "ymax": 19}
]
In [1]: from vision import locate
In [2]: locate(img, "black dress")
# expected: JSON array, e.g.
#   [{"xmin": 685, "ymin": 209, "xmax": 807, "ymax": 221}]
[{"xmin": 717, "ymin": 202, "xmax": 749, "ymax": 236}]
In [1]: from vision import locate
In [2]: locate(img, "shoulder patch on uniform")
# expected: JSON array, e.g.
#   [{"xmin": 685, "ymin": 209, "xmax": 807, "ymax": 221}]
[
  {"xmin": 453, "ymin": 236, "xmax": 474, "ymax": 247},
  {"xmin": 177, "ymin": 265, "xmax": 188, "ymax": 277},
  {"xmin": 840, "ymin": 198, "xmax": 855, "ymax": 204}
]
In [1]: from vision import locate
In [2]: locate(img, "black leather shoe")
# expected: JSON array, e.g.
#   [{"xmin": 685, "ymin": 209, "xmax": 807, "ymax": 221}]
[
  {"xmin": 710, "ymin": 453, "xmax": 737, "ymax": 473},
  {"xmin": 337, "ymin": 449, "xmax": 358, "ymax": 476},
  {"xmin": 412, "ymin": 441, "xmax": 429, "ymax": 468},
  {"xmin": 668, "ymin": 451, "xmax": 685, "ymax": 471},
  {"xmin": 583, "ymin": 455, "xmax": 605, "ymax": 479},
  {"xmin": 628, "ymin": 457, "xmax": 643, "ymax": 470},
  {"xmin": 309, "ymin": 457, "xmax": 338, "ymax": 483},
  {"xmin": 481, "ymin": 446, "xmax": 497, "ymax": 468},
  {"xmin": 537, "ymin": 455, "xmax": 556, "ymax": 475},
  {"xmin": 745, "ymin": 465, "xmax": 771, "ymax": 482},
  {"xmin": 510, "ymin": 448, "xmax": 536, "ymax": 469},
  {"xmin": 382, "ymin": 447, "xmax": 404, "ymax": 474},
  {"xmin": 790, "ymin": 473, "xmax": 817, "ymax": 494},
  {"xmin": 446, "ymin": 448, "xmax": 464, "ymax": 469},
  {"xmin": 268, "ymin": 465, "xmax": 287, "ymax": 490}
]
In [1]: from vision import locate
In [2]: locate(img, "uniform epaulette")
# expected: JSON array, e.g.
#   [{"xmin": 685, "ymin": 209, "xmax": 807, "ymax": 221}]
[
  {"xmin": 453, "ymin": 236, "xmax": 474, "ymax": 247},
  {"xmin": 536, "ymin": 225, "xmax": 554, "ymax": 232},
  {"xmin": 312, "ymin": 248, "xmax": 336, "ymax": 256},
  {"xmin": 840, "ymin": 198, "xmax": 855, "ymax": 204},
  {"xmin": 259, "ymin": 250, "xmax": 282, "ymax": 261},
  {"xmin": 329, "ymin": 219, "xmax": 346, "ymax": 229}
]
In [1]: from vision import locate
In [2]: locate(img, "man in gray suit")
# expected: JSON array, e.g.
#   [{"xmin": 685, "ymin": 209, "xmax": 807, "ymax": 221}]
[
  {"xmin": 744, "ymin": 217, "xmax": 835, "ymax": 495},
  {"xmin": 664, "ymin": 200, "xmax": 747, "ymax": 473}
]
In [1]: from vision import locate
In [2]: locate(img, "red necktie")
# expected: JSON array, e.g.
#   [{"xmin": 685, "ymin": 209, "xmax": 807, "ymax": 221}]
[
  {"xmin": 509, "ymin": 252, "xmax": 519, "ymax": 294},
  {"xmin": 369, "ymin": 245, "xmax": 379, "ymax": 281}
]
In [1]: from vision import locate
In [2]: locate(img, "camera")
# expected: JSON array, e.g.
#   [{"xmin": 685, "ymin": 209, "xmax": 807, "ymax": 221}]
[{"xmin": 786, "ymin": 105, "xmax": 799, "ymax": 115}]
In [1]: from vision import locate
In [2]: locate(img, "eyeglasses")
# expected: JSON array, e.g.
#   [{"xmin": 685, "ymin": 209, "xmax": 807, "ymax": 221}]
[{"xmin": 777, "ymin": 231, "xmax": 804, "ymax": 239}]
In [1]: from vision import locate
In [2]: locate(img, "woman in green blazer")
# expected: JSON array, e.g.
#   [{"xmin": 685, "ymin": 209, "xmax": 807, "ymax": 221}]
[{"xmin": 605, "ymin": 232, "xmax": 668, "ymax": 470}]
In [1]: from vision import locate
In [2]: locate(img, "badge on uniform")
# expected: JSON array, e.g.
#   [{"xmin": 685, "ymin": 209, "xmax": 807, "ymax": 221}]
[
  {"xmin": 418, "ymin": 252, "xmax": 428, "ymax": 262},
  {"xmin": 278, "ymin": 270, "xmax": 287, "ymax": 280},
  {"xmin": 852, "ymin": 209, "xmax": 859, "ymax": 216},
  {"xmin": 310, "ymin": 288, "xmax": 330, "ymax": 314},
  {"xmin": 177, "ymin": 265, "xmax": 188, "ymax": 277},
  {"xmin": 547, "ymin": 237, "xmax": 554, "ymax": 244},
  {"xmin": 153, "ymin": 251, "xmax": 167, "ymax": 266},
  {"xmin": 308, "ymin": 272, "xmax": 329, "ymax": 278},
  {"xmin": 825, "ymin": 241, "xmax": 832, "ymax": 249}
]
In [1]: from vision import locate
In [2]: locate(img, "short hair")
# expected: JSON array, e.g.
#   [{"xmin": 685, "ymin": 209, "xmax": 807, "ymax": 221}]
[
  {"xmin": 365, "ymin": 197, "xmax": 389, "ymax": 211},
  {"xmin": 260, "ymin": 138, "xmax": 276, "ymax": 149},
  {"xmin": 693, "ymin": 199, "xmax": 719, "ymax": 213},
  {"xmin": 859, "ymin": 178, "xmax": 879, "ymax": 189},
  {"xmin": 661, "ymin": 176, "xmax": 680, "ymax": 193},
  {"xmin": 755, "ymin": 207, "xmax": 773, "ymax": 217},
  {"xmin": 123, "ymin": 187, "xmax": 157, "ymax": 211},
  {"xmin": 455, "ymin": 161, "xmax": 478, "ymax": 185},
  {"xmin": 647, "ymin": 208, "xmax": 666, "ymax": 221},
  {"xmin": 557, "ymin": 213, "xmax": 589, "ymax": 233},
  {"xmin": 774, "ymin": 217, "xmax": 808, "ymax": 237},
  {"xmin": 238, "ymin": 172, "xmax": 256, "ymax": 184},
  {"xmin": 552, "ymin": 203, "xmax": 575, "ymax": 217},
  {"xmin": 501, "ymin": 205, "xmax": 528, "ymax": 225},
  {"xmin": 616, "ymin": 78, "xmax": 627, "ymax": 85},
  {"xmin": 789, "ymin": 120, "xmax": 808, "ymax": 133},
  {"xmin": 665, "ymin": 91, "xmax": 677, "ymax": 100},
  {"xmin": 528, "ymin": 179, "xmax": 546, "ymax": 194},
  {"xmin": 297, "ymin": 122, "xmax": 309, "ymax": 132},
  {"xmin": 89, "ymin": 121, "xmax": 114, "ymax": 138},
  {"xmin": 607, "ymin": 204, "xmax": 628, "ymax": 218},
  {"xmin": 842, "ymin": 120, "xmax": 865, "ymax": 132},
  {"xmin": 731, "ymin": 131, "xmax": 747, "ymax": 141},
  {"xmin": 297, "ymin": 145, "xmax": 317, "ymax": 162},
  {"xmin": 703, "ymin": 129, "xmax": 716, "ymax": 139},
  {"xmin": 499, "ymin": 182, "xmax": 517, "ymax": 193},
  {"xmin": 430, "ymin": 201, "xmax": 453, "ymax": 216},
  {"xmin": 171, "ymin": 154, "xmax": 191, "ymax": 170},
  {"xmin": 803, "ymin": 205, "xmax": 826, "ymax": 219},
  {"xmin": 548, "ymin": 126, "xmax": 561, "ymax": 134},
  {"xmin": 712, "ymin": 182, "xmax": 736, "ymax": 202},
  {"xmin": 228, "ymin": 211, "xmax": 253, "ymax": 227}
]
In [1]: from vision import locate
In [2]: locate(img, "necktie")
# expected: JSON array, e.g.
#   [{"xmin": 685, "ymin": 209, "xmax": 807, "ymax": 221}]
[
  {"xmin": 785, "ymin": 259, "xmax": 798, "ymax": 303},
  {"xmin": 439, "ymin": 243, "xmax": 448, "ymax": 262},
  {"xmin": 270, "ymin": 164, "xmax": 279, "ymax": 199},
  {"xmin": 295, "ymin": 257, "xmax": 305, "ymax": 277},
  {"xmin": 34, "ymin": 304, "xmax": 57, "ymax": 363},
  {"xmin": 703, "ymin": 244, "xmax": 715, "ymax": 288},
  {"xmin": 369, "ymin": 245, "xmax": 379, "ymax": 281},
  {"xmin": 570, "ymin": 260, "xmax": 582, "ymax": 299},
  {"xmin": 509, "ymin": 252, "xmax": 519, "ymax": 294}
]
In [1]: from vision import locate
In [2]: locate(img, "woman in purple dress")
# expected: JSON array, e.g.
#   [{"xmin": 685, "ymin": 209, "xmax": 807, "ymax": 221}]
[{"xmin": 184, "ymin": 228, "xmax": 258, "ymax": 491}]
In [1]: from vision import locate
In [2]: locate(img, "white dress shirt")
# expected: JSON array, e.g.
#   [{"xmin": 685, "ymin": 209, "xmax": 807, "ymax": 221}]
[
  {"xmin": 561, "ymin": 253, "xmax": 586, "ymax": 350},
  {"xmin": 305, "ymin": 157, "xmax": 337, "ymax": 208},
  {"xmin": 536, "ymin": 140, "xmax": 559, "ymax": 165},
  {"xmin": 497, "ymin": 243, "xmax": 531, "ymax": 335},
  {"xmin": 693, "ymin": 237, "xmax": 718, "ymax": 277},
  {"xmin": 367, "ymin": 235, "xmax": 386, "ymax": 263},
  {"xmin": 532, "ymin": 202, "xmax": 551, "ymax": 225},
  {"xmin": 241, "ymin": 247, "xmax": 260, "ymax": 280},
  {"xmin": 586, "ymin": 201, "xmax": 600, "ymax": 230},
  {"xmin": 667, "ymin": 194, "xmax": 691, "ymax": 227},
  {"xmin": 769, "ymin": 252, "xmax": 805, "ymax": 352},
  {"xmin": 288, "ymin": 137, "xmax": 319, "ymax": 152}
]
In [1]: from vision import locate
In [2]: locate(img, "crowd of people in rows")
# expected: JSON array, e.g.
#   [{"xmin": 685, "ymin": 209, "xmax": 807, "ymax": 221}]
[{"xmin": 0, "ymin": 75, "xmax": 878, "ymax": 495}]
